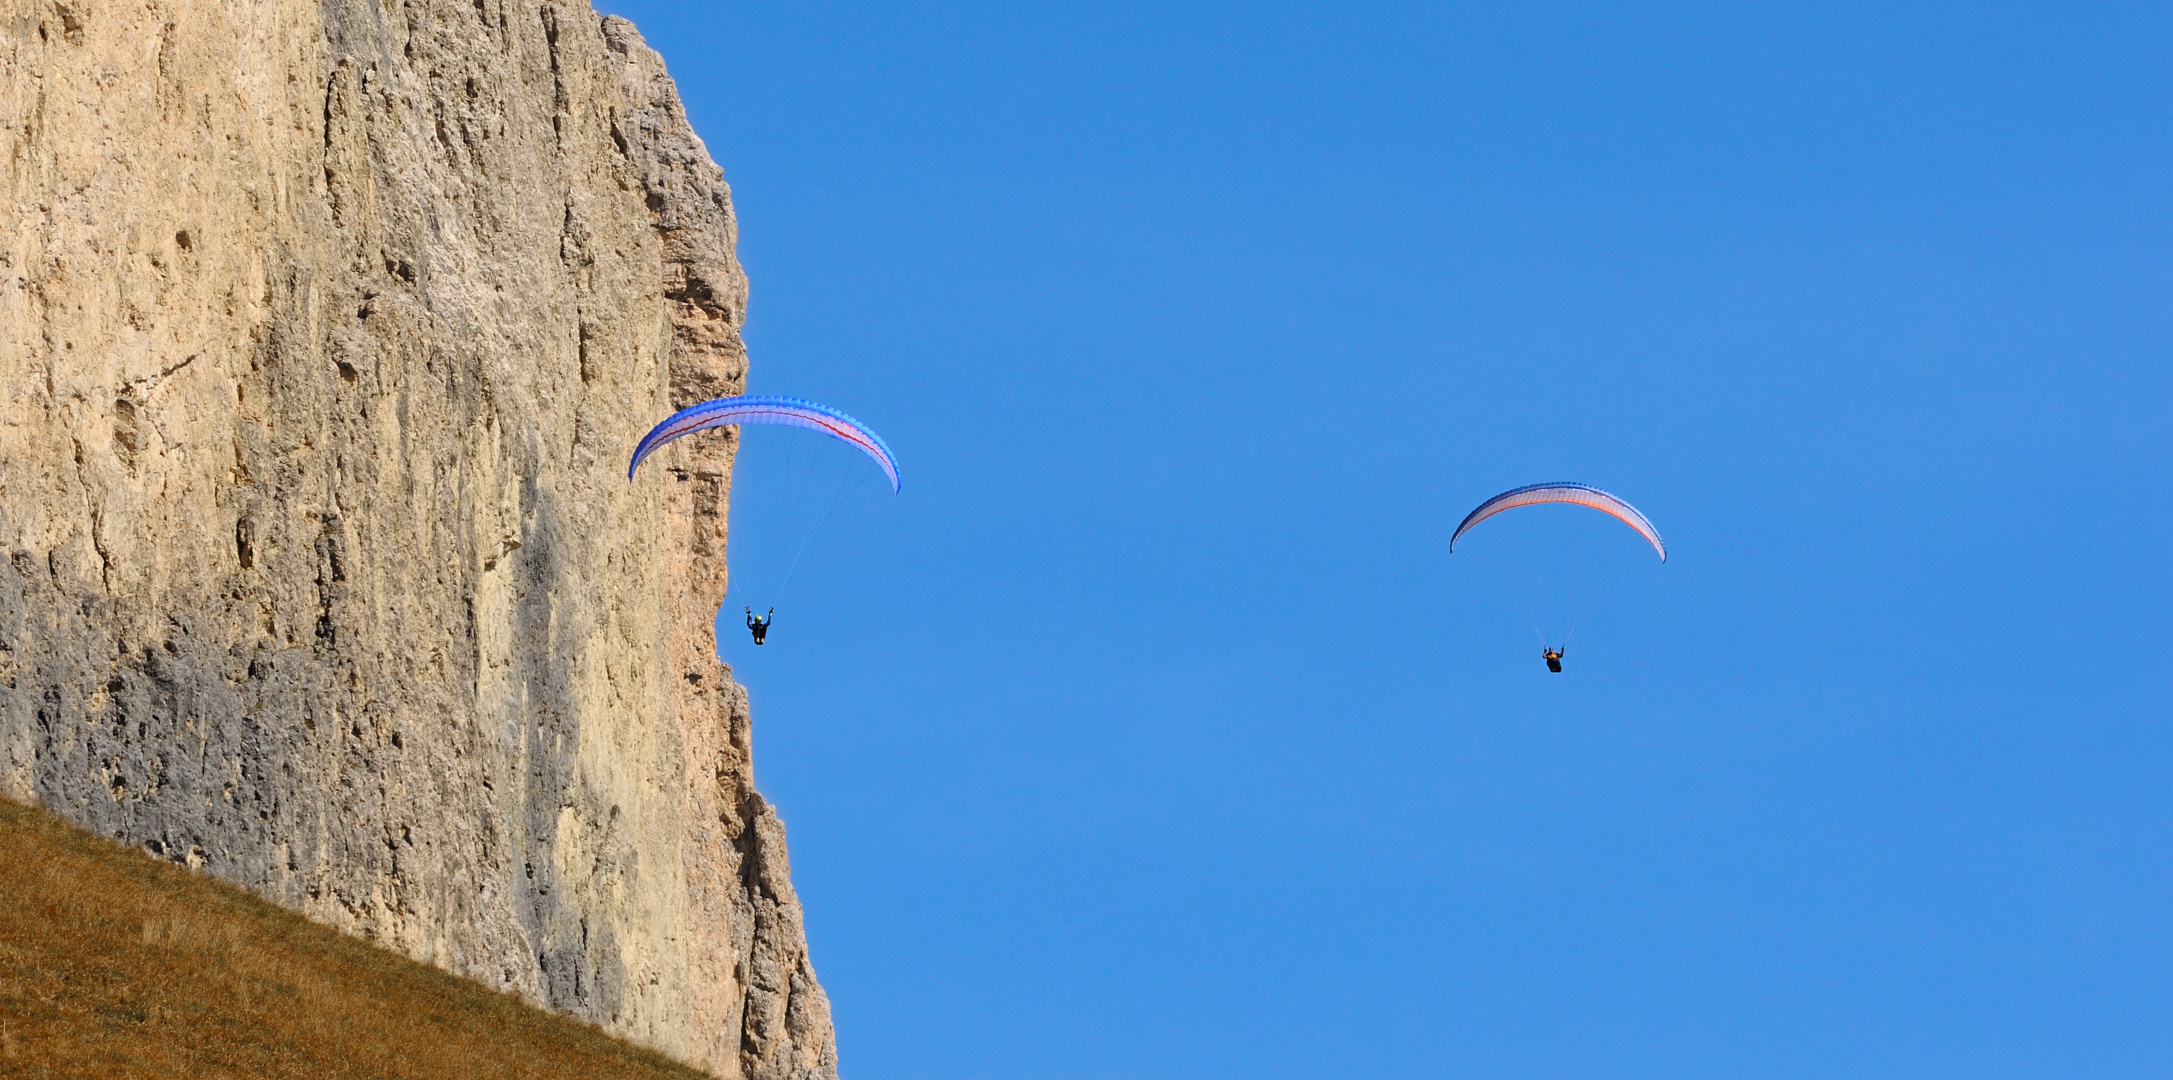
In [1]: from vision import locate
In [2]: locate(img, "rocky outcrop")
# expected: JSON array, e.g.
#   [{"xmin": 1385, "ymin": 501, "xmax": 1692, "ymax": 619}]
[{"xmin": 0, "ymin": 2, "xmax": 837, "ymax": 1076}]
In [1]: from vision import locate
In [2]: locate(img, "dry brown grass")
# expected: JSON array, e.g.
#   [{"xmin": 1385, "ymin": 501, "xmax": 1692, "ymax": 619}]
[{"xmin": 0, "ymin": 798, "xmax": 715, "ymax": 1079}]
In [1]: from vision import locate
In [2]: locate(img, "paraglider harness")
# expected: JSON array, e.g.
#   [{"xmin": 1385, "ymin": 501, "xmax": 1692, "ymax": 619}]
[
  {"xmin": 1542, "ymin": 646, "xmax": 1564, "ymax": 673},
  {"xmin": 746, "ymin": 607, "xmax": 774, "ymax": 645}
]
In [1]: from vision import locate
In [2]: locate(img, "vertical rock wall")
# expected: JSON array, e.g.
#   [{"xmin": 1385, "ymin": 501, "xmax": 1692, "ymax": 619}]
[{"xmin": 0, "ymin": 2, "xmax": 838, "ymax": 1076}]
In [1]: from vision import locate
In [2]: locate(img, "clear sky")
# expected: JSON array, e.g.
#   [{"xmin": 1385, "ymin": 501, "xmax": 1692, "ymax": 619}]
[{"xmin": 595, "ymin": 3, "xmax": 2169, "ymax": 1076}]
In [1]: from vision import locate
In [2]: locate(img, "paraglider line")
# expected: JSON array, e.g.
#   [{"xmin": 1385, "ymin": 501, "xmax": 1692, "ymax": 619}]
[{"xmin": 769, "ymin": 465, "xmax": 856, "ymax": 609}]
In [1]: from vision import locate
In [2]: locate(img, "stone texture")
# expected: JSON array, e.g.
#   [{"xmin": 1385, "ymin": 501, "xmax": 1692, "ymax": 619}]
[{"xmin": 0, "ymin": 2, "xmax": 837, "ymax": 1076}]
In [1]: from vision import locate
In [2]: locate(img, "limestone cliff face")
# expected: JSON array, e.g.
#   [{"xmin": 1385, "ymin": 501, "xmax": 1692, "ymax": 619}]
[{"xmin": 0, "ymin": 3, "xmax": 837, "ymax": 1076}]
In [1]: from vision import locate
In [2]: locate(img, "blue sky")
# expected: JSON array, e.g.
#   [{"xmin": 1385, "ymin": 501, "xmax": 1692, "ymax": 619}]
[{"xmin": 595, "ymin": 3, "xmax": 2170, "ymax": 1076}]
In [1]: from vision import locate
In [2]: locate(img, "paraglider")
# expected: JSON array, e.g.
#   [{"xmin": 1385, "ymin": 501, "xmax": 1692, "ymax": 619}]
[
  {"xmin": 1452, "ymin": 482, "xmax": 1664, "ymax": 671},
  {"xmin": 631, "ymin": 395, "xmax": 900, "ymax": 647}
]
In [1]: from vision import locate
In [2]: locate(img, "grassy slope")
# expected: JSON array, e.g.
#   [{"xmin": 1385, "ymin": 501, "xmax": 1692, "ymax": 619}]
[{"xmin": 0, "ymin": 798, "xmax": 715, "ymax": 1079}]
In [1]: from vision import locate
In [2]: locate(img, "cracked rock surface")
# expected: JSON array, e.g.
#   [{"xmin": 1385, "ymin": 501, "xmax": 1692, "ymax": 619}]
[{"xmin": 0, "ymin": 3, "xmax": 838, "ymax": 1076}]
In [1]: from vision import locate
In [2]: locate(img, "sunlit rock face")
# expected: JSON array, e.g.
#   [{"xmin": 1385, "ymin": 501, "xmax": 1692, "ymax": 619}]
[{"xmin": 0, "ymin": 4, "xmax": 836, "ymax": 1076}]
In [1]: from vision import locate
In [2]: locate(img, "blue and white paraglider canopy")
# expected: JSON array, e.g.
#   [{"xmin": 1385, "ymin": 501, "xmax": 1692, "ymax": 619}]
[{"xmin": 628, "ymin": 395, "xmax": 900, "ymax": 493}]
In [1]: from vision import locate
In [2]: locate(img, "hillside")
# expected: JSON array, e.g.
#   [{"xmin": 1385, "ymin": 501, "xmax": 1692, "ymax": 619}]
[{"xmin": 0, "ymin": 797, "xmax": 717, "ymax": 1078}]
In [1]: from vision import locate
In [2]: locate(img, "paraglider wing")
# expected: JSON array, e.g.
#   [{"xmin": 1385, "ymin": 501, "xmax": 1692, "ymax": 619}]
[
  {"xmin": 1449, "ymin": 482, "xmax": 1666, "ymax": 561},
  {"xmin": 627, "ymin": 395, "xmax": 901, "ymax": 492}
]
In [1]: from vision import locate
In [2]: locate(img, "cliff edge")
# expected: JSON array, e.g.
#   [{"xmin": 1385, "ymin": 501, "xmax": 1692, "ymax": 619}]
[{"xmin": 0, "ymin": 3, "xmax": 837, "ymax": 1076}]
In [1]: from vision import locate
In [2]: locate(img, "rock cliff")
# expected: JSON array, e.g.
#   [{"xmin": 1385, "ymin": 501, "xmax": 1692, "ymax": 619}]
[{"xmin": 0, "ymin": 2, "xmax": 838, "ymax": 1076}]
